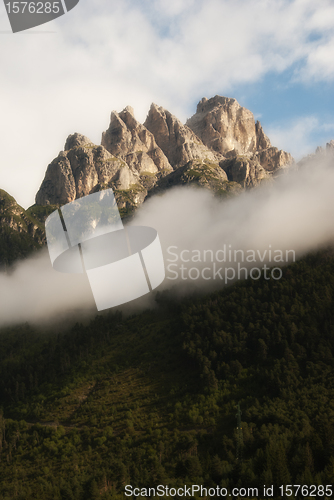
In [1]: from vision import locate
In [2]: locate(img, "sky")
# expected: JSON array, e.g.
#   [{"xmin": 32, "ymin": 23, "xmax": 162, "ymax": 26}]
[{"xmin": 1, "ymin": 0, "xmax": 334, "ymax": 208}]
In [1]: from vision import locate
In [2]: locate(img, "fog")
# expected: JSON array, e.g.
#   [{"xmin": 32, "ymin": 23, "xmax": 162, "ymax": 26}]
[
  {"xmin": 0, "ymin": 249, "xmax": 96, "ymax": 327},
  {"xmin": 1, "ymin": 153, "xmax": 334, "ymax": 327},
  {"xmin": 132, "ymin": 156, "xmax": 334, "ymax": 288}
]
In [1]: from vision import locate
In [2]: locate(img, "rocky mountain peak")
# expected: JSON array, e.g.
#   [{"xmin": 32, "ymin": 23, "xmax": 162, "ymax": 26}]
[
  {"xmin": 34, "ymin": 95, "xmax": 295, "ymax": 216},
  {"xmin": 64, "ymin": 133, "xmax": 93, "ymax": 151},
  {"xmin": 187, "ymin": 95, "xmax": 263, "ymax": 156},
  {"xmin": 255, "ymin": 120, "xmax": 272, "ymax": 150},
  {"xmin": 144, "ymin": 103, "xmax": 225, "ymax": 168},
  {"xmin": 187, "ymin": 95, "xmax": 292, "ymax": 171},
  {"xmin": 310, "ymin": 139, "xmax": 334, "ymax": 157},
  {"xmin": 101, "ymin": 107, "xmax": 172, "ymax": 174},
  {"xmin": 196, "ymin": 95, "xmax": 237, "ymax": 114},
  {"xmin": 123, "ymin": 105, "xmax": 135, "ymax": 116},
  {"xmin": 35, "ymin": 135, "xmax": 140, "ymax": 207},
  {"xmin": 327, "ymin": 139, "xmax": 334, "ymax": 152}
]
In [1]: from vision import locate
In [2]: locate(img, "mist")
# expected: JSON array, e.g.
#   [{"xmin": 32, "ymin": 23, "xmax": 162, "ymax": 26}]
[
  {"xmin": 130, "ymin": 155, "xmax": 334, "ymax": 291},
  {"xmin": 0, "ymin": 249, "xmax": 96, "ymax": 328},
  {"xmin": 1, "ymin": 154, "xmax": 333, "ymax": 327}
]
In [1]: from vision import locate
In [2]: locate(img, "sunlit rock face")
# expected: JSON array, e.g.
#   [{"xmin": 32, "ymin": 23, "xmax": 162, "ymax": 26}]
[
  {"xmin": 35, "ymin": 134, "xmax": 139, "ymax": 206},
  {"xmin": 186, "ymin": 95, "xmax": 293, "ymax": 173},
  {"xmin": 101, "ymin": 106, "xmax": 173, "ymax": 174},
  {"xmin": 144, "ymin": 103, "xmax": 225, "ymax": 168},
  {"xmin": 35, "ymin": 96, "xmax": 295, "ymax": 211}
]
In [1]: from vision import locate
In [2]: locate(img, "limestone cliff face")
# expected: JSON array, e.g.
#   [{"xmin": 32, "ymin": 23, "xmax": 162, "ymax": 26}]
[
  {"xmin": 35, "ymin": 96, "xmax": 295, "ymax": 213},
  {"xmin": 35, "ymin": 133, "xmax": 139, "ymax": 206},
  {"xmin": 254, "ymin": 147, "xmax": 293, "ymax": 172},
  {"xmin": 221, "ymin": 156, "xmax": 269, "ymax": 188},
  {"xmin": 186, "ymin": 95, "xmax": 293, "ymax": 173},
  {"xmin": 186, "ymin": 96, "xmax": 258, "ymax": 156},
  {"xmin": 101, "ymin": 106, "xmax": 172, "ymax": 174},
  {"xmin": 4, "ymin": 99, "xmax": 333, "ymax": 267},
  {"xmin": 255, "ymin": 121, "xmax": 272, "ymax": 150},
  {"xmin": 144, "ymin": 103, "xmax": 225, "ymax": 168}
]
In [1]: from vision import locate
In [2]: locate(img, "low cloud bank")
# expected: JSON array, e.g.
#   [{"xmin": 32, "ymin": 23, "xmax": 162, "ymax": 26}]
[
  {"xmin": 131, "ymin": 156, "xmax": 334, "ymax": 290},
  {"xmin": 0, "ymin": 249, "xmax": 95, "ymax": 327},
  {"xmin": 1, "ymin": 155, "xmax": 334, "ymax": 326}
]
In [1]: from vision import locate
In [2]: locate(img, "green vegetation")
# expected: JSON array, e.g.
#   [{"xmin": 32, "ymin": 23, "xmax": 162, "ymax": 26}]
[
  {"xmin": 139, "ymin": 172, "xmax": 158, "ymax": 191},
  {"xmin": 26, "ymin": 204, "xmax": 59, "ymax": 224},
  {"xmin": 104, "ymin": 157, "xmax": 126, "ymax": 165},
  {"xmin": 0, "ymin": 250, "xmax": 334, "ymax": 498},
  {"xmin": 114, "ymin": 185, "xmax": 146, "ymax": 218},
  {"xmin": 216, "ymin": 181, "xmax": 243, "ymax": 197},
  {"xmin": 186, "ymin": 169, "xmax": 203, "ymax": 178},
  {"xmin": 140, "ymin": 172, "xmax": 156, "ymax": 177},
  {"xmin": 147, "ymin": 161, "xmax": 243, "ymax": 200},
  {"xmin": 73, "ymin": 143, "xmax": 96, "ymax": 150},
  {"xmin": 0, "ymin": 191, "xmax": 46, "ymax": 267},
  {"xmin": 184, "ymin": 162, "xmax": 242, "ymax": 197}
]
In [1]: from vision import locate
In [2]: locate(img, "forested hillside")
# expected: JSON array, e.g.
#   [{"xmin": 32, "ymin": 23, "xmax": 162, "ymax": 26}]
[
  {"xmin": 0, "ymin": 189, "xmax": 55, "ymax": 268},
  {"xmin": 0, "ymin": 250, "xmax": 334, "ymax": 499}
]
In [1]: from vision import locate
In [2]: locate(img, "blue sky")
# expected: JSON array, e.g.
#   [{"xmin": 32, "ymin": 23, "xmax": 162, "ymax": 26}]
[
  {"xmin": 1, "ymin": 0, "xmax": 334, "ymax": 207},
  {"xmin": 226, "ymin": 72, "xmax": 334, "ymax": 156}
]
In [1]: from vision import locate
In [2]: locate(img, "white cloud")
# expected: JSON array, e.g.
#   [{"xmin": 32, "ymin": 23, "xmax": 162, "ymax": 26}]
[
  {"xmin": 0, "ymin": 0, "xmax": 334, "ymax": 207},
  {"xmin": 267, "ymin": 116, "xmax": 334, "ymax": 159},
  {"xmin": 2, "ymin": 154, "xmax": 334, "ymax": 326},
  {"xmin": 152, "ymin": 0, "xmax": 198, "ymax": 18},
  {"xmin": 300, "ymin": 38, "xmax": 334, "ymax": 81},
  {"xmin": 0, "ymin": 249, "xmax": 95, "ymax": 327}
]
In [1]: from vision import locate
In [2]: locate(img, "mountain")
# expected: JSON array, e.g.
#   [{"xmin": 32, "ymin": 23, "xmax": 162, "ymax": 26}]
[
  {"xmin": 1, "ymin": 96, "xmax": 333, "ymax": 269},
  {"xmin": 186, "ymin": 96, "xmax": 293, "ymax": 172},
  {"xmin": 0, "ymin": 189, "xmax": 54, "ymax": 268},
  {"xmin": 34, "ymin": 133, "xmax": 146, "ymax": 218},
  {"xmin": 297, "ymin": 138, "xmax": 334, "ymax": 168},
  {"xmin": 1, "ymin": 252, "xmax": 334, "ymax": 498},
  {"xmin": 35, "ymin": 96, "xmax": 293, "ymax": 214},
  {"xmin": 101, "ymin": 105, "xmax": 173, "ymax": 174},
  {"xmin": 1, "ymin": 97, "xmax": 334, "ymax": 499},
  {"xmin": 143, "ymin": 102, "xmax": 225, "ymax": 167}
]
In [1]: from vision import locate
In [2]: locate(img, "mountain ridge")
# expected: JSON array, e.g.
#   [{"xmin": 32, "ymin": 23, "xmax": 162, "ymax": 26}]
[
  {"xmin": 1, "ymin": 100, "xmax": 334, "ymax": 499},
  {"xmin": 35, "ymin": 95, "xmax": 293, "ymax": 211},
  {"xmin": 1, "ymin": 96, "xmax": 333, "ymax": 267},
  {"xmin": 1, "ymin": 251, "xmax": 334, "ymax": 498},
  {"xmin": 0, "ymin": 189, "xmax": 53, "ymax": 268}
]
